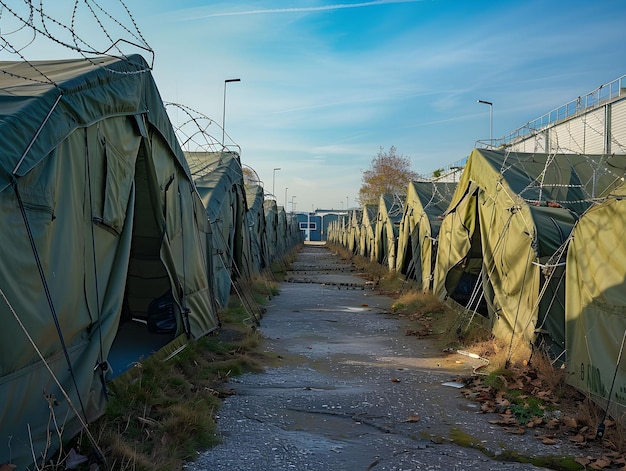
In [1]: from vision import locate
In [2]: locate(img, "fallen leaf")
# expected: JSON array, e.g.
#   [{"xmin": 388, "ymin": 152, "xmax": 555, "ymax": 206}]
[
  {"xmin": 402, "ymin": 415, "xmax": 420, "ymax": 423},
  {"xmin": 575, "ymin": 457, "xmax": 591, "ymax": 466},
  {"xmin": 569, "ymin": 434, "xmax": 586, "ymax": 443},
  {"xmin": 391, "ymin": 377, "xmax": 401, "ymax": 383},
  {"xmin": 497, "ymin": 414, "xmax": 518, "ymax": 425},
  {"xmin": 589, "ymin": 458, "xmax": 611, "ymax": 469},
  {"xmin": 562, "ymin": 416, "xmax": 578, "ymax": 428},
  {"xmin": 542, "ymin": 437, "xmax": 556, "ymax": 445},
  {"xmin": 503, "ymin": 426, "xmax": 525, "ymax": 435},
  {"xmin": 545, "ymin": 418, "xmax": 560, "ymax": 429}
]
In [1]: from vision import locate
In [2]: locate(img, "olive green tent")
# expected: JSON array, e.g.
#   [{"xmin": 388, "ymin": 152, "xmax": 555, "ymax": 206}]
[
  {"xmin": 434, "ymin": 148, "xmax": 624, "ymax": 359},
  {"xmin": 245, "ymin": 183, "xmax": 270, "ymax": 273},
  {"xmin": 0, "ymin": 55, "xmax": 217, "ymax": 469},
  {"xmin": 187, "ymin": 151, "xmax": 251, "ymax": 308},
  {"xmin": 263, "ymin": 200, "xmax": 280, "ymax": 262},
  {"xmin": 565, "ymin": 182, "xmax": 626, "ymax": 422},
  {"xmin": 374, "ymin": 194, "xmax": 404, "ymax": 270},
  {"xmin": 396, "ymin": 181, "xmax": 456, "ymax": 291},
  {"xmin": 286, "ymin": 212, "xmax": 304, "ymax": 249},
  {"xmin": 278, "ymin": 207, "xmax": 303, "ymax": 256}
]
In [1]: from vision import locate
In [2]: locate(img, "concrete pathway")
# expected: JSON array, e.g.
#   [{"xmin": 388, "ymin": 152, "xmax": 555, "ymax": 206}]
[{"xmin": 186, "ymin": 245, "xmax": 583, "ymax": 471}]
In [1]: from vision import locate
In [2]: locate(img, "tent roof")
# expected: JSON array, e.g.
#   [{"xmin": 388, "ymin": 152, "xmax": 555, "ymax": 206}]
[
  {"xmin": 379, "ymin": 193, "xmax": 403, "ymax": 223},
  {"xmin": 245, "ymin": 183, "xmax": 265, "ymax": 211},
  {"xmin": 0, "ymin": 54, "xmax": 190, "ymax": 191},
  {"xmin": 410, "ymin": 181, "xmax": 456, "ymax": 219},
  {"xmin": 361, "ymin": 204, "xmax": 378, "ymax": 227},
  {"xmin": 186, "ymin": 151, "xmax": 244, "ymax": 221},
  {"xmin": 455, "ymin": 149, "xmax": 626, "ymax": 217}
]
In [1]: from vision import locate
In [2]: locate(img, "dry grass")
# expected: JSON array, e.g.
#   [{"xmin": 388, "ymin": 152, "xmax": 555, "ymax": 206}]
[{"xmin": 43, "ymin": 267, "xmax": 283, "ymax": 471}]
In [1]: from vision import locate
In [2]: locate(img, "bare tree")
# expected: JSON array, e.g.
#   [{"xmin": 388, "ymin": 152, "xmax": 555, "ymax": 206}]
[{"xmin": 358, "ymin": 146, "xmax": 421, "ymax": 205}]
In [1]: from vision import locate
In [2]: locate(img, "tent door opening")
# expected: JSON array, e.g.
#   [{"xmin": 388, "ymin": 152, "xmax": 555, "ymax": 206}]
[
  {"xmin": 445, "ymin": 195, "xmax": 489, "ymax": 317},
  {"xmin": 108, "ymin": 145, "xmax": 179, "ymax": 378}
]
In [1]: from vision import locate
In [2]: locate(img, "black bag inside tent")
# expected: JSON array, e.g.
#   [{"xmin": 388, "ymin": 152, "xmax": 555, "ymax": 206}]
[{"xmin": 147, "ymin": 291, "xmax": 176, "ymax": 334}]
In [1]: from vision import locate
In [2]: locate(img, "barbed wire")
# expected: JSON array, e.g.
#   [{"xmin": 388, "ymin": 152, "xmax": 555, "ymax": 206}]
[
  {"xmin": 0, "ymin": 0, "xmax": 153, "ymax": 85},
  {"xmin": 163, "ymin": 101, "xmax": 262, "ymax": 186}
]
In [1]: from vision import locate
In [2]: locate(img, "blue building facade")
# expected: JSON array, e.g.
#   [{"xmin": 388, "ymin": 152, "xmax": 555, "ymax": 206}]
[{"xmin": 295, "ymin": 210, "xmax": 345, "ymax": 241}]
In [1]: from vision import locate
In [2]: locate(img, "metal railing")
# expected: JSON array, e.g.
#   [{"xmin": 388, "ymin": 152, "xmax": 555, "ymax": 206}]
[
  {"xmin": 476, "ymin": 74, "xmax": 626, "ymax": 149},
  {"xmin": 424, "ymin": 155, "xmax": 469, "ymax": 181}
]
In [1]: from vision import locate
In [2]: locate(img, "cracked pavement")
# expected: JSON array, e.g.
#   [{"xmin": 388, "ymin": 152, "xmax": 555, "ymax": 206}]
[{"xmin": 186, "ymin": 244, "xmax": 589, "ymax": 471}]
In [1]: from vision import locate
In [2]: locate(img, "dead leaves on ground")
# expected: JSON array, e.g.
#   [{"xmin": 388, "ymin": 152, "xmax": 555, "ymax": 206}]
[
  {"xmin": 575, "ymin": 453, "xmax": 626, "ymax": 470},
  {"xmin": 459, "ymin": 369, "xmax": 626, "ymax": 469}
]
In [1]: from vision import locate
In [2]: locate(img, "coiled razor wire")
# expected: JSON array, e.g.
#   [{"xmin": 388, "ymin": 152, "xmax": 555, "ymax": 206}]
[{"xmin": 0, "ymin": 0, "xmax": 154, "ymax": 85}]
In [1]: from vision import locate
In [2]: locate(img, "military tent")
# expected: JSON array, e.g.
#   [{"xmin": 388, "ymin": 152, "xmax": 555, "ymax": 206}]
[
  {"xmin": 339, "ymin": 214, "xmax": 348, "ymax": 248},
  {"xmin": 279, "ymin": 208, "xmax": 303, "ymax": 255},
  {"xmin": 245, "ymin": 183, "xmax": 270, "ymax": 273},
  {"xmin": 287, "ymin": 211, "xmax": 305, "ymax": 248},
  {"xmin": 396, "ymin": 181, "xmax": 455, "ymax": 291},
  {"xmin": 187, "ymin": 151, "xmax": 251, "ymax": 309},
  {"xmin": 0, "ymin": 55, "xmax": 217, "ymax": 469},
  {"xmin": 263, "ymin": 200, "xmax": 280, "ymax": 262},
  {"xmin": 434, "ymin": 148, "xmax": 624, "ymax": 360},
  {"xmin": 565, "ymin": 182, "xmax": 626, "ymax": 422},
  {"xmin": 374, "ymin": 194, "xmax": 404, "ymax": 270},
  {"xmin": 346, "ymin": 209, "xmax": 362, "ymax": 254},
  {"xmin": 326, "ymin": 216, "xmax": 342, "ymax": 246},
  {"xmin": 359, "ymin": 204, "xmax": 378, "ymax": 260}
]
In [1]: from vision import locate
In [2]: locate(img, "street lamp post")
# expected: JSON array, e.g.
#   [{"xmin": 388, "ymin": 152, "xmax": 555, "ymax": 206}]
[
  {"xmin": 272, "ymin": 167, "xmax": 281, "ymax": 196},
  {"xmin": 291, "ymin": 195, "xmax": 296, "ymax": 213},
  {"xmin": 477, "ymin": 99, "xmax": 493, "ymax": 145},
  {"xmin": 222, "ymin": 78, "xmax": 241, "ymax": 146},
  {"xmin": 285, "ymin": 187, "xmax": 288, "ymax": 209},
  {"xmin": 346, "ymin": 196, "xmax": 349, "ymax": 211}
]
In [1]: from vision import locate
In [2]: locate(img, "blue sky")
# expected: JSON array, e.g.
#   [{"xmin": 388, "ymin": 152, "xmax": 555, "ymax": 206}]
[{"xmin": 3, "ymin": 1, "xmax": 626, "ymax": 212}]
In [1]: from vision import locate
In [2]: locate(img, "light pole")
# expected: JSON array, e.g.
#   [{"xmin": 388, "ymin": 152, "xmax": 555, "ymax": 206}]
[
  {"xmin": 346, "ymin": 196, "xmax": 349, "ymax": 211},
  {"xmin": 284, "ymin": 187, "xmax": 288, "ymax": 209},
  {"xmin": 272, "ymin": 167, "xmax": 281, "ymax": 196},
  {"xmin": 291, "ymin": 195, "xmax": 296, "ymax": 213},
  {"xmin": 477, "ymin": 99, "xmax": 493, "ymax": 144},
  {"xmin": 222, "ymin": 78, "xmax": 241, "ymax": 146}
]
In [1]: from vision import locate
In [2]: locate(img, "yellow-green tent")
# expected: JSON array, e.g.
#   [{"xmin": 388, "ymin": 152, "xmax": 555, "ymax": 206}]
[
  {"xmin": 347, "ymin": 209, "xmax": 361, "ymax": 254},
  {"xmin": 434, "ymin": 148, "xmax": 624, "ymax": 359},
  {"xmin": 565, "ymin": 182, "xmax": 626, "ymax": 422},
  {"xmin": 374, "ymin": 194, "xmax": 404, "ymax": 270},
  {"xmin": 359, "ymin": 204, "xmax": 378, "ymax": 260},
  {"xmin": 396, "ymin": 181, "xmax": 456, "ymax": 291}
]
